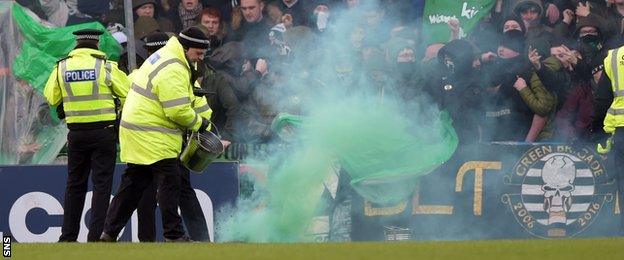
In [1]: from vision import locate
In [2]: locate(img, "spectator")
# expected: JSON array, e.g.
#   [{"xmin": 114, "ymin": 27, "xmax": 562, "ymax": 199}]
[
  {"xmin": 554, "ymin": 75, "xmax": 594, "ymax": 143},
  {"xmin": 199, "ymin": 7, "xmax": 228, "ymax": 42},
  {"xmin": 501, "ymin": 16, "xmax": 526, "ymax": 34},
  {"xmin": 133, "ymin": 0, "xmax": 175, "ymax": 32},
  {"xmin": 117, "ymin": 16, "xmax": 160, "ymax": 73},
  {"xmin": 423, "ymin": 40, "xmax": 483, "ymax": 144},
  {"xmin": 311, "ymin": 2, "xmax": 331, "ymax": 34},
  {"xmin": 272, "ymin": 0, "xmax": 311, "ymax": 27},
  {"xmin": 482, "ymin": 30, "xmax": 556, "ymax": 142},
  {"xmin": 168, "ymin": 0, "xmax": 204, "ymax": 32},
  {"xmin": 229, "ymin": 0, "xmax": 273, "ymax": 59},
  {"xmin": 203, "ymin": 0, "xmax": 238, "ymax": 23},
  {"xmin": 385, "ymin": 36, "xmax": 421, "ymax": 102},
  {"xmin": 205, "ymin": 42, "xmax": 266, "ymax": 141},
  {"xmin": 512, "ymin": 0, "xmax": 555, "ymax": 58}
]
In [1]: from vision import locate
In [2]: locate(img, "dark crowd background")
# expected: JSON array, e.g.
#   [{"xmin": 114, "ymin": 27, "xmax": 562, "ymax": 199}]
[{"xmin": 12, "ymin": 0, "xmax": 622, "ymax": 154}]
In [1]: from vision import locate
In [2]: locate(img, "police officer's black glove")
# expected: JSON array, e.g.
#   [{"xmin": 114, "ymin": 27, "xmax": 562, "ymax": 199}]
[
  {"xmin": 56, "ymin": 103, "xmax": 66, "ymax": 120},
  {"xmin": 193, "ymin": 88, "xmax": 209, "ymax": 97},
  {"xmin": 199, "ymin": 117, "xmax": 210, "ymax": 134}
]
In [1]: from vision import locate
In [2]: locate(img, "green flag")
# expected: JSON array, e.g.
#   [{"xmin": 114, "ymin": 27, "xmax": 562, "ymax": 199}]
[
  {"xmin": 0, "ymin": 3, "xmax": 122, "ymax": 164},
  {"xmin": 11, "ymin": 2, "xmax": 121, "ymax": 93},
  {"xmin": 423, "ymin": 0, "xmax": 496, "ymax": 45}
]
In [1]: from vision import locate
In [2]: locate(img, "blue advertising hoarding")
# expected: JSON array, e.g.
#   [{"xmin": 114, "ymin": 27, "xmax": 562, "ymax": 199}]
[{"xmin": 0, "ymin": 162, "xmax": 239, "ymax": 242}]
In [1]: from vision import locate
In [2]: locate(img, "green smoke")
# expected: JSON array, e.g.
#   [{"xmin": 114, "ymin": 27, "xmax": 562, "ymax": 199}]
[
  {"xmin": 217, "ymin": 94, "xmax": 457, "ymax": 242},
  {"xmin": 216, "ymin": 1, "xmax": 458, "ymax": 242}
]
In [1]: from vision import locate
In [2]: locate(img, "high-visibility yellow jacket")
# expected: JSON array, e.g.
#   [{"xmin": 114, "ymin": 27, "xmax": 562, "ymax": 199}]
[
  {"xmin": 603, "ymin": 48, "xmax": 624, "ymax": 134},
  {"xmin": 43, "ymin": 48, "xmax": 130, "ymax": 124},
  {"xmin": 191, "ymin": 92, "xmax": 213, "ymax": 129},
  {"xmin": 119, "ymin": 36, "xmax": 209, "ymax": 165}
]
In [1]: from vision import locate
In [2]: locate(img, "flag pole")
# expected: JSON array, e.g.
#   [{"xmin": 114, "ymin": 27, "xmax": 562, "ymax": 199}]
[{"xmin": 123, "ymin": 0, "xmax": 136, "ymax": 71}]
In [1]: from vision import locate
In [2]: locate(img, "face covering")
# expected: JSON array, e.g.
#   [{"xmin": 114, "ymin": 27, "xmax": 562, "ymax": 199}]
[
  {"xmin": 316, "ymin": 11, "xmax": 329, "ymax": 32},
  {"xmin": 579, "ymin": 34, "xmax": 603, "ymax": 53},
  {"xmin": 494, "ymin": 55, "xmax": 528, "ymax": 85}
]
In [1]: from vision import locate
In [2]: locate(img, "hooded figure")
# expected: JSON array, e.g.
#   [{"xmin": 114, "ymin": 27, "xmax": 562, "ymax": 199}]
[
  {"xmin": 512, "ymin": 0, "xmax": 554, "ymax": 58},
  {"xmin": 500, "ymin": 16, "xmax": 527, "ymax": 34},
  {"xmin": 482, "ymin": 30, "xmax": 557, "ymax": 141},
  {"xmin": 424, "ymin": 39, "xmax": 483, "ymax": 144},
  {"xmin": 385, "ymin": 37, "xmax": 421, "ymax": 101},
  {"xmin": 575, "ymin": 15, "xmax": 607, "ymax": 72}
]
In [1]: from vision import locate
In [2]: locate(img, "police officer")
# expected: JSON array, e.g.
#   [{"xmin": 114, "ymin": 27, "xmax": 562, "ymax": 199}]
[
  {"xmin": 134, "ymin": 31, "xmax": 215, "ymax": 242},
  {"xmin": 100, "ymin": 26, "xmax": 213, "ymax": 242},
  {"xmin": 599, "ymin": 47, "xmax": 624, "ymax": 235},
  {"xmin": 43, "ymin": 29, "xmax": 130, "ymax": 242}
]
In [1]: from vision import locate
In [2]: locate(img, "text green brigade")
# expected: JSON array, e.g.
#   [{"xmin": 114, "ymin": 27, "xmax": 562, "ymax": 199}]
[{"xmin": 502, "ymin": 145, "xmax": 615, "ymax": 238}]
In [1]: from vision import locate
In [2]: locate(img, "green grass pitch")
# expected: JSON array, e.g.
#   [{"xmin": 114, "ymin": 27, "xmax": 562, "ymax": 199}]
[{"xmin": 11, "ymin": 238, "xmax": 624, "ymax": 260}]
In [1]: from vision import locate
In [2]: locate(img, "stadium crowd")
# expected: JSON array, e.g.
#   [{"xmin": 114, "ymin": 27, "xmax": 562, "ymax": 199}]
[{"xmin": 6, "ymin": 0, "xmax": 622, "ymax": 151}]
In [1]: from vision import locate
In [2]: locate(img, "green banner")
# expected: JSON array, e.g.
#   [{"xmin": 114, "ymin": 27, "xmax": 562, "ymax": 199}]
[
  {"xmin": 11, "ymin": 3, "xmax": 121, "ymax": 94},
  {"xmin": 423, "ymin": 0, "xmax": 496, "ymax": 45},
  {"xmin": 0, "ymin": 3, "xmax": 121, "ymax": 164}
]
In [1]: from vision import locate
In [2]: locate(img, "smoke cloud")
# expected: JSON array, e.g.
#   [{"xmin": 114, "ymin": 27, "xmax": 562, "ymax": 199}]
[{"xmin": 216, "ymin": 1, "xmax": 458, "ymax": 242}]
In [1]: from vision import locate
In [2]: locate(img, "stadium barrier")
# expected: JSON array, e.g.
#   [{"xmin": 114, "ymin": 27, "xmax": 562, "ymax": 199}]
[
  {"xmin": 1, "ymin": 143, "xmax": 621, "ymax": 242},
  {"xmin": 351, "ymin": 143, "xmax": 621, "ymax": 240},
  {"xmin": 0, "ymin": 162, "xmax": 239, "ymax": 242}
]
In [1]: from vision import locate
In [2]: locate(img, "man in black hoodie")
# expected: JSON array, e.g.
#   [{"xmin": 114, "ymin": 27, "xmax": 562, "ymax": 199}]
[{"xmin": 424, "ymin": 39, "xmax": 483, "ymax": 144}]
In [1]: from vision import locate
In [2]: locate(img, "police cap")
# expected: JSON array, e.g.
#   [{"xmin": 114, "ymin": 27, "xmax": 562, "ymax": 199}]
[{"xmin": 73, "ymin": 29, "xmax": 104, "ymax": 41}]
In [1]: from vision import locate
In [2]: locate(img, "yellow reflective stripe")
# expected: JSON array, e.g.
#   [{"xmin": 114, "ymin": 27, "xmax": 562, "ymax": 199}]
[
  {"xmin": 59, "ymin": 60, "xmax": 73, "ymax": 96},
  {"xmin": 92, "ymin": 59, "xmax": 103, "ymax": 95},
  {"xmin": 194, "ymin": 103, "xmax": 211, "ymax": 113},
  {"xmin": 60, "ymin": 58, "xmax": 113, "ymax": 102},
  {"xmin": 608, "ymin": 108, "xmax": 624, "ymax": 115},
  {"xmin": 63, "ymin": 93, "xmax": 113, "ymax": 102},
  {"xmin": 161, "ymin": 96, "xmax": 190, "ymax": 108},
  {"xmin": 611, "ymin": 48, "xmax": 621, "ymax": 92},
  {"xmin": 131, "ymin": 59, "xmax": 188, "ymax": 101},
  {"xmin": 146, "ymin": 59, "xmax": 187, "ymax": 92},
  {"xmin": 131, "ymin": 83, "xmax": 158, "ymax": 100},
  {"xmin": 104, "ymin": 62, "xmax": 112, "ymax": 86},
  {"xmin": 64, "ymin": 107, "xmax": 116, "ymax": 116},
  {"xmin": 120, "ymin": 120, "xmax": 182, "ymax": 135}
]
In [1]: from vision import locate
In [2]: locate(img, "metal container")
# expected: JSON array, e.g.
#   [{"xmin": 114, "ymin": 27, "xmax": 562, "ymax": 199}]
[{"xmin": 180, "ymin": 128, "xmax": 224, "ymax": 173}]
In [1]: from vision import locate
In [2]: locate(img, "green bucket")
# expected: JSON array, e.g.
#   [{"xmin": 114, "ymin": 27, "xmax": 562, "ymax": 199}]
[{"xmin": 180, "ymin": 128, "xmax": 224, "ymax": 173}]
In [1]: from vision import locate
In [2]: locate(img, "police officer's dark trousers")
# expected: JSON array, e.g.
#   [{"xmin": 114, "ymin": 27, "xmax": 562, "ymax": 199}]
[
  {"xmin": 59, "ymin": 125, "xmax": 117, "ymax": 242},
  {"xmin": 613, "ymin": 127, "xmax": 624, "ymax": 235},
  {"xmin": 136, "ymin": 161, "xmax": 210, "ymax": 241},
  {"xmin": 103, "ymin": 158, "xmax": 186, "ymax": 240}
]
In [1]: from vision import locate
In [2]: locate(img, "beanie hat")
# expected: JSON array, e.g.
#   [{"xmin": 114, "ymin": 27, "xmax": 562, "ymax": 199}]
[
  {"xmin": 499, "ymin": 30, "xmax": 526, "ymax": 54},
  {"xmin": 500, "ymin": 16, "xmax": 526, "ymax": 34},
  {"xmin": 178, "ymin": 26, "xmax": 210, "ymax": 49},
  {"xmin": 133, "ymin": 0, "xmax": 157, "ymax": 10}
]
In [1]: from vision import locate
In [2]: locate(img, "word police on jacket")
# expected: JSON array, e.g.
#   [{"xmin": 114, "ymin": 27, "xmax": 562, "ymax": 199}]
[{"xmin": 64, "ymin": 69, "xmax": 96, "ymax": 82}]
